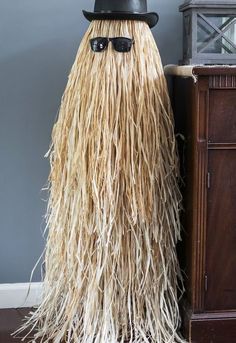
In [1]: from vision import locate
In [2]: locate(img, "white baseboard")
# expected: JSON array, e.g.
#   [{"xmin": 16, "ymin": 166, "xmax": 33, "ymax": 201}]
[{"xmin": 0, "ymin": 283, "xmax": 42, "ymax": 309}]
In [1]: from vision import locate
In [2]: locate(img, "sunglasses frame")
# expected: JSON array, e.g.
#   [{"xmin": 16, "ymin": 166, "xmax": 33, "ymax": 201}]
[{"xmin": 90, "ymin": 37, "xmax": 135, "ymax": 53}]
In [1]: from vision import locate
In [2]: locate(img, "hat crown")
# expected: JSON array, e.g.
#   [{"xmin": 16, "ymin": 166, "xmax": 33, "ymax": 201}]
[
  {"xmin": 83, "ymin": 0, "xmax": 158, "ymax": 28},
  {"xmin": 94, "ymin": 0, "xmax": 148, "ymax": 13}
]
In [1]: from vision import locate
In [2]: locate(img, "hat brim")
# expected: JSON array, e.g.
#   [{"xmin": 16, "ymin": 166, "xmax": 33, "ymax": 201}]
[{"xmin": 82, "ymin": 11, "xmax": 159, "ymax": 28}]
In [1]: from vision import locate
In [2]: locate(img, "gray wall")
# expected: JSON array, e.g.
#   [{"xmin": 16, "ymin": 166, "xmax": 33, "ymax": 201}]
[{"xmin": 0, "ymin": 0, "xmax": 183, "ymax": 283}]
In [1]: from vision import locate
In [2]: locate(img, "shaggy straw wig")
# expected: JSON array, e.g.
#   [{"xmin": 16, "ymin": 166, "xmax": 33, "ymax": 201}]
[{"xmin": 16, "ymin": 20, "xmax": 185, "ymax": 342}]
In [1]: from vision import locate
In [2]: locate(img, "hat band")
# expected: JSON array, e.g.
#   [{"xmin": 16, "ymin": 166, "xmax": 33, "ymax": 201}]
[{"xmin": 95, "ymin": 10, "xmax": 143, "ymax": 14}]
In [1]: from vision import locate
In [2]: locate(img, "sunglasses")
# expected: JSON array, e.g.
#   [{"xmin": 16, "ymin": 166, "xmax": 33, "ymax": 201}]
[{"xmin": 90, "ymin": 37, "xmax": 134, "ymax": 53}]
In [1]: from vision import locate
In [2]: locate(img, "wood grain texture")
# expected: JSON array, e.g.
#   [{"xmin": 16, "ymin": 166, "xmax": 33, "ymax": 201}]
[
  {"xmin": 209, "ymin": 90, "xmax": 236, "ymax": 143},
  {"xmin": 206, "ymin": 150, "xmax": 236, "ymax": 311}
]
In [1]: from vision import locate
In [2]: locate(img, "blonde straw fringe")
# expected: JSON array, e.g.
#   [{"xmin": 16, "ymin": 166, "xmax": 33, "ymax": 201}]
[{"xmin": 15, "ymin": 20, "xmax": 186, "ymax": 343}]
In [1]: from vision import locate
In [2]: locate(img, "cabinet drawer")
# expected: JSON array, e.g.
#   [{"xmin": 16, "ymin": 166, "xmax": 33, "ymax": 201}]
[{"xmin": 209, "ymin": 90, "xmax": 236, "ymax": 143}]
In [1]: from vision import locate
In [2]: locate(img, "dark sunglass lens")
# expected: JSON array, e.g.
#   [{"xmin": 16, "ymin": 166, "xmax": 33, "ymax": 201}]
[
  {"xmin": 112, "ymin": 38, "xmax": 133, "ymax": 53},
  {"xmin": 90, "ymin": 38, "xmax": 108, "ymax": 52}
]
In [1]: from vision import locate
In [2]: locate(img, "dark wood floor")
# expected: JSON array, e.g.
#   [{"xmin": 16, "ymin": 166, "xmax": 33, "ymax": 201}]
[
  {"xmin": 0, "ymin": 309, "xmax": 184, "ymax": 342},
  {"xmin": 0, "ymin": 308, "xmax": 32, "ymax": 343}
]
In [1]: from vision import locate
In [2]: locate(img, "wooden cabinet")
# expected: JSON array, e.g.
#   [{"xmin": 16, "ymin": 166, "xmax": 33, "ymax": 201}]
[{"xmin": 171, "ymin": 67, "xmax": 236, "ymax": 343}]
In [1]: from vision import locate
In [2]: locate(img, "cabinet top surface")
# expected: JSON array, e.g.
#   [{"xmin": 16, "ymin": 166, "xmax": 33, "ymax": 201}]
[
  {"xmin": 164, "ymin": 65, "xmax": 236, "ymax": 78},
  {"xmin": 193, "ymin": 66, "xmax": 236, "ymax": 75}
]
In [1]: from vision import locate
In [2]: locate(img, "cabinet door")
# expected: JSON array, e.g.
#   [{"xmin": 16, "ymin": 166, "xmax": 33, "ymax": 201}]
[{"xmin": 205, "ymin": 150, "xmax": 236, "ymax": 311}]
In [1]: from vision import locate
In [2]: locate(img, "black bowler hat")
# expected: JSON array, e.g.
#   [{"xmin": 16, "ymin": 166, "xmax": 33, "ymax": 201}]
[{"xmin": 83, "ymin": 0, "xmax": 159, "ymax": 28}]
